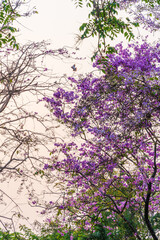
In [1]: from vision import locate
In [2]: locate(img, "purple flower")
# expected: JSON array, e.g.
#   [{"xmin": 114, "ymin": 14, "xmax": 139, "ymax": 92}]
[{"xmin": 43, "ymin": 164, "xmax": 49, "ymax": 170}]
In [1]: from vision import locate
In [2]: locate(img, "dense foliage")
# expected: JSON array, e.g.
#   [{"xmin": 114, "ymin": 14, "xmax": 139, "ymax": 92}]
[{"xmin": 2, "ymin": 211, "xmax": 160, "ymax": 239}]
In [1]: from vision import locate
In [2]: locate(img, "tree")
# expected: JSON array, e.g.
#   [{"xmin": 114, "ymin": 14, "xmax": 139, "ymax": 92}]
[
  {"xmin": 0, "ymin": 41, "xmax": 66, "ymax": 231},
  {"xmin": 0, "ymin": 0, "xmax": 87, "ymax": 233},
  {"xmin": 0, "ymin": 0, "xmax": 78, "ymax": 231},
  {"xmin": 42, "ymin": 41, "xmax": 160, "ymax": 240}
]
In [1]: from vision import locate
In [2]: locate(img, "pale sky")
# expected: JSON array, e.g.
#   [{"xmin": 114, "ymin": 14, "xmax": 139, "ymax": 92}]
[{"xmin": 17, "ymin": 0, "xmax": 91, "ymax": 53}]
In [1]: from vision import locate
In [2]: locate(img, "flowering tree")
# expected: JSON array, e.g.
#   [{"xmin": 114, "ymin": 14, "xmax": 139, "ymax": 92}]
[{"xmin": 43, "ymin": 41, "xmax": 160, "ymax": 240}]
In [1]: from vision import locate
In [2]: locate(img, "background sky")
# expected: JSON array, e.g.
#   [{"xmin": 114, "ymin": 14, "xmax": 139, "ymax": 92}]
[{"xmin": 17, "ymin": 0, "xmax": 93, "ymax": 57}]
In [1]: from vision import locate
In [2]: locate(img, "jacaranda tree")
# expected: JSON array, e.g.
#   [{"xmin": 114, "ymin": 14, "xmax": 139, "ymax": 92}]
[{"xmin": 43, "ymin": 41, "xmax": 160, "ymax": 240}]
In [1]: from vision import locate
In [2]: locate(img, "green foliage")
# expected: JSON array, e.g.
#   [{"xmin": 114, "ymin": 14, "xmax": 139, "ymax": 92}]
[
  {"xmin": 74, "ymin": 0, "xmax": 139, "ymax": 58},
  {"xmin": 150, "ymin": 213, "xmax": 160, "ymax": 237},
  {"xmin": 143, "ymin": 0, "xmax": 160, "ymax": 7},
  {"xmin": 72, "ymin": 210, "xmax": 139, "ymax": 240},
  {"xmin": 0, "ymin": 230, "xmax": 25, "ymax": 240},
  {"xmin": 18, "ymin": 225, "xmax": 73, "ymax": 240},
  {"xmin": 0, "ymin": 0, "xmax": 36, "ymax": 49},
  {"xmin": 78, "ymin": 1, "xmax": 136, "ymax": 45},
  {"xmin": 72, "ymin": 0, "xmax": 83, "ymax": 8},
  {"xmin": 73, "ymin": 0, "xmax": 160, "ymax": 55},
  {"xmin": 0, "ymin": 0, "xmax": 20, "ymax": 49},
  {"xmin": 0, "ymin": 211, "xmax": 159, "ymax": 240}
]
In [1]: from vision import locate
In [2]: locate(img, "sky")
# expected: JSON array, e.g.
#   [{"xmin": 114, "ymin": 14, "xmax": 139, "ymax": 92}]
[
  {"xmin": 18, "ymin": 0, "xmax": 88, "ymax": 44},
  {"xmin": 17, "ymin": 0, "xmax": 93, "ymax": 56}
]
